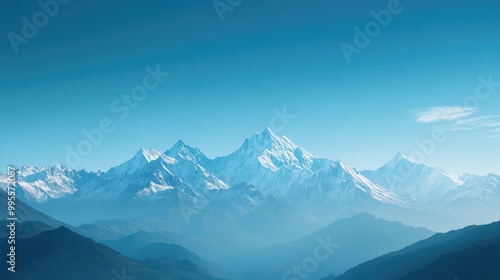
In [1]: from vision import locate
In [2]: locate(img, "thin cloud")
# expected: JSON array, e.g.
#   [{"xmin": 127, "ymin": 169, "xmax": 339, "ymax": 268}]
[
  {"xmin": 444, "ymin": 116, "xmax": 500, "ymax": 132},
  {"xmin": 415, "ymin": 106, "xmax": 477, "ymax": 123},
  {"xmin": 415, "ymin": 106, "xmax": 500, "ymax": 138}
]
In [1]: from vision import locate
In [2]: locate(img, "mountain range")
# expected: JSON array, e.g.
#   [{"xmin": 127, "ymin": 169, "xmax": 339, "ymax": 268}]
[{"xmin": 1, "ymin": 127, "xmax": 499, "ymax": 232}]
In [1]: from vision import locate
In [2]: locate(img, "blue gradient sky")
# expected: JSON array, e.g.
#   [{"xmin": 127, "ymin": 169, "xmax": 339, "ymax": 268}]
[{"xmin": 1, "ymin": 0, "xmax": 499, "ymax": 175}]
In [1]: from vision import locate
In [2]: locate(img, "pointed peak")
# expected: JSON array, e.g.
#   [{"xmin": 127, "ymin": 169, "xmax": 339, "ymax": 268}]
[
  {"xmin": 167, "ymin": 140, "xmax": 197, "ymax": 154},
  {"xmin": 245, "ymin": 127, "xmax": 293, "ymax": 149},
  {"xmin": 172, "ymin": 139, "xmax": 186, "ymax": 148},
  {"xmin": 106, "ymin": 148, "xmax": 162, "ymax": 175},
  {"xmin": 331, "ymin": 160, "xmax": 356, "ymax": 174},
  {"xmin": 165, "ymin": 140, "xmax": 207, "ymax": 162},
  {"xmin": 390, "ymin": 152, "xmax": 419, "ymax": 165},
  {"xmin": 261, "ymin": 126, "xmax": 276, "ymax": 136},
  {"xmin": 253, "ymin": 127, "xmax": 280, "ymax": 142},
  {"xmin": 135, "ymin": 148, "xmax": 162, "ymax": 163},
  {"xmin": 228, "ymin": 128, "xmax": 315, "ymax": 171}
]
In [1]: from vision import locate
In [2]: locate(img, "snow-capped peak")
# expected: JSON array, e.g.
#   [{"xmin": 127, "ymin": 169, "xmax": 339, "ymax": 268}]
[
  {"xmin": 362, "ymin": 153, "xmax": 464, "ymax": 202},
  {"xmin": 387, "ymin": 152, "xmax": 463, "ymax": 185},
  {"xmin": 139, "ymin": 148, "xmax": 163, "ymax": 162},
  {"xmin": 107, "ymin": 148, "xmax": 162, "ymax": 175},
  {"xmin": 387, "ymin": 152, "xmax": 420, "ymax": 167},
  {"xmin": 20, "ymin": 164, "xmax": 45, "ymax": 176},
  {"xmin": 247, "ymin": 127, "xmax": 299, "ymax": 152},
  {"xmin": 165, "ymin": 140, "xmax": 208, "ymax": 164},
  {"xmin": 18, "ymin": 164, "xmax": 73, "ymax": 178},
  {"xmin": 228, "ymin": 127, "xmax": 315, "ymax": 171},
  {"xmin": 1, "ymin": 164, "xmax": 81, "ymax": 202},
  {"xmin": 239, "ymin": 128, "xmax": 281, "ymax": 152}
]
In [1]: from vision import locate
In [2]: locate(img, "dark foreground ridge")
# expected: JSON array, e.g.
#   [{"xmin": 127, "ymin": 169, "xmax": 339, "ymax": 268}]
[
  {"xmin": 323, "ymin": 220, "xmax": 500, "ymax": 280},
  {"xmin": 0, "ymin": 225, "xmax": 225, "ymax": 280}
]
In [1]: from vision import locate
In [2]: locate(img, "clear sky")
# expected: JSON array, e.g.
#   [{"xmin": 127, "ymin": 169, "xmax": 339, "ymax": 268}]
[{"xmin": 1, "ymin": 0, "xmax": 499, "ymax": 175}]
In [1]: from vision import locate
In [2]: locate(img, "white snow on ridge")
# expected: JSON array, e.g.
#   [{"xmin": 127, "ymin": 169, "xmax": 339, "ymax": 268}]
[
  {"xmin": 135, "ymin": 182, "xmax": 175, "ymax": 198},
  {"xmin": 337, "ymin": 161, "xmax": 403, "ymax": 204},
  {"xmin": 108, "ymin": 148, "xmax": 164, "ymax": 175},
  {"xmin": 362, "ymin": 152, "xmax": 465, "ymax": 203},
  {"xmin": 1, "ymin": 127, "xmax": 498, "ymax": 209},
  {"xmin": 0, "ymin": 165, "xmax": 79, "ymax": 202}
]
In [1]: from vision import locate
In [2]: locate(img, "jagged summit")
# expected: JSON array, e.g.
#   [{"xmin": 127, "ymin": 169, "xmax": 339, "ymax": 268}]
[
  {"xmin": 386, "ymin": 152, "xmax": 420, "ymax": 167},
  {"xmin": 362, "ymin": 152, "xmax": 464, "ymax": 202},
  {"xmin": 138, "ymin": 148, "xmax": 163, "ymax": 162},
  {"xmin": 1, "ymin": 127, "xmax": 498, "ymax": 212},
  {"xmin": 165, "ymin": 140, "xmax": 208, "ymax": 164},
  {"xmin": 107, "ymin": 148, "xmax": 162, "ymax": 175},
  {"xmin": 226, "ymin": 127, "xmax": 315, "ymax": 172},
  {"xmin": 20, "ymin": 164, "xmax": 45, "ymax": 176},
  {"xmin": 167, "ymin": 139, "xmax": 188, "ymax": 153},
  {"xmin": 244, "ymin": 127, "xmax": 296, "ymax": 151}
]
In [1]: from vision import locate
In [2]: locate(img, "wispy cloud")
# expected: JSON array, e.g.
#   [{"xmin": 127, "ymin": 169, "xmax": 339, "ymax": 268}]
[
  {"xmin": 415, "ymin": 106, "xmax": 477, "ymax": 123},
  {"xmin": 444, "ymin": 116, "xmax": 500, "ymax": 131},
  {"xmin": 414, "ymin": 106, "xmax": 500, "ymax": 138}
]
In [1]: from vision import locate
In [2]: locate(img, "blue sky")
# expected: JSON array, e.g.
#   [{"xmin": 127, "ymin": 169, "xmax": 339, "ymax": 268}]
[{"xmin": 1, "ymin": 0, "xmax": 499, "ymax": 175}]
